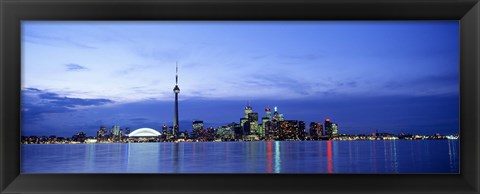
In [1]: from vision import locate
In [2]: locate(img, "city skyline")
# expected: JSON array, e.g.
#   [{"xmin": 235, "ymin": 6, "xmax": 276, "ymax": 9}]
[{"xmin": 21, "ymin": 21, "xmax": 459, "ymax": 136}]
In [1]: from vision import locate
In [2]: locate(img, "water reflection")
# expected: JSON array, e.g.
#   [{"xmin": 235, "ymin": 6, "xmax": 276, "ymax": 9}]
[
  {"xmin": 21, "ymin": 140, "xmax": 459, "ymax": 173},
  {"xmin": 326, "ymin": 141, "xmax": 333, "ymax": 173},
  {"xmin": 266, "ymin": 141, "xmax": 273, "ymax": 173},
  {"xmin": 126, "ymin": 143, "xmax": 161, "ymax": 172},
  {"xmin": 172, "ymin": 143, "xmax": 179, "ymax": 173},
  {"xmin": 447, "ymin": 140, "xmax": 458, "ymax": 171},
  {"xmin": 371, "ymin": 141, "xmax": 377, "ymax": 172},
  {"xmin": 274, "ymin": 141, "xmax": 281, "ymax": 173},
  {"xmin": 392, "ymin": 141, "xmax": 398, "ymax": 172}
]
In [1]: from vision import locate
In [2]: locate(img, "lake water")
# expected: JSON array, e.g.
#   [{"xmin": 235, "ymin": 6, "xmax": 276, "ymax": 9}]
[{"xmin": 21, "ymin": 140, "xmax": 459, "ymax": 173}]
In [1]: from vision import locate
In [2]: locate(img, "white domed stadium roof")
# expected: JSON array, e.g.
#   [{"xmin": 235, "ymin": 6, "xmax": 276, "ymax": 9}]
[{"xmin": 128, "ymin": 128, "xmax": 161, "ymax": 137}]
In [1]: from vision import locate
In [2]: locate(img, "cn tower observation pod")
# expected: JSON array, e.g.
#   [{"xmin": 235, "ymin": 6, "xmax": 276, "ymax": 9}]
[{"xmin": 128, "ymin": 128, "xmax": 161, "ymax": 137}]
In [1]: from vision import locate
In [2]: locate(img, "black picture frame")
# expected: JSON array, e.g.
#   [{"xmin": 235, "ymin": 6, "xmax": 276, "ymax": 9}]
[{"xmin": 1, "ymin": 0, "xmax": 479, "ymax": 193}]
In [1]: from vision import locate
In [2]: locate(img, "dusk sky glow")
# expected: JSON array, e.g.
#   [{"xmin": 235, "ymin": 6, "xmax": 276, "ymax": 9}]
[{"xmin": 21, "ymin": 21, "xmax": 459, "ymax": 137}]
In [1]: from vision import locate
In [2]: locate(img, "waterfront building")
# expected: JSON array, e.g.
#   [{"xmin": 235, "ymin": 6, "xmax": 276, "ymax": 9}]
[
  {"xmin": 173, "ymin": 62, "xmax": 181, "ymax": 140},
  {"xmin": 72, "ymin": 132, "xmax": 87, "ymax": 143},
  {"xmin": 262, "ymin": 117, "xmax": 271, "ymax": 139},
  {"xmin": 317, "ymin": 123, "xmax": 324, "ymax": 137},
  {"xmin": 96, "ymin": 126, "xmax": 108, "ymax": 142},
  {"xmin": 128, "ymin": 128, "xmax": 161, "ymax": 142},
  {"xmin": 193, "ymin": 120, "xmax": 204, "ymax": 130},
  {"xmin": 262, "ymin": 107, "xmax": 272, "ymax": 139},
  {"xmin": 298, "ymin": 121, "xmax": 306, "ymax": 140},
  {"xmin": 273, "ymin": 106, "xmax": 285, "ymax": 121},
  {"xmin": 263, "ymin": 120, "xmax": 273, "ymax": 140},
  {"xmin": 243, "ymin": 121, "xmax": 251, "ymax": 136},
  {"xmin": 309, "ymin": 122, "xmax": 318, "ymax": 140},
  {"xmin": 240, "ymin": 118, "xmax": 248, "ymax": 132},
  {"xmin": 332, "ymin": 123, "xmax": 339, "ymax": 137},
  {"xmin": 325, "ymin": 118, "xmax": 333, "ymax": 138},
  {"xmin": 248, "ymin": 112, "xmax": 259, "ymax": 135},
  {"xmin": 162, "ymin": 124, "xmax": 168, "ymax": 134},
  {"xmin": 244, "ymin": 104, "xmax": 253, "ymax": 119},
  {"xmin": 278, "ymin": 120, "xmax": 299, "ymax": 140},
  {"xmin": 178, "ymin": 131, "xmax": 188, "ymax": 140},
  {"xmin": 206, "ymin": 127, "xmax": 216, "ymax": 141},
  {"xmin": 110, "ymin": 125, "xmax": 121, "ymax": 142},
  {"xmin": 168, "ymin": 126, "xmax": 175, "ymax": 140},
  {"xmin": 232, "ymin": 122, "xmax": 243, "ymax": 140},
  {"xmin": 198, "ymin": 128, "xmax": 207, "ymax": 141},
  {"xmin": 216, "ymin": 125, "xmax": 235, "ymax": 141},
  {"xmin": 192, "ymin": 120, "xmax": 204, "ymax": 140},
  {"xmin": 160, "ymin": 124, "xmax": 168, "ymax": 141},
  {"xmin": 309, "ymin": 122, "xmax": 324, "ymax": 140},
  {"xmin": 265, "ymin": 107, "xmax": 272, "ymax": 120},
  {"xmin": 128, "ymin": 128, "xmax": 161, "ymax": 137}
]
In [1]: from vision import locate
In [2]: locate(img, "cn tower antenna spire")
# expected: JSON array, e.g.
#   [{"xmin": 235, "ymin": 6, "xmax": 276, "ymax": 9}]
[
  {"xmin": 173, "ymin": 62, "xmax": 181, "ymax": 140},
  {"xmin": 176, "ymin": 61, "xmax": 178, "ymax": 85}
]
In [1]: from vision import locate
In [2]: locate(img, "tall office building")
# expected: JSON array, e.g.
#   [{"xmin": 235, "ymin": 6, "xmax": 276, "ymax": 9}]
[
  {"xmin": 273, "ymin": 106, "xmax": 279, "ymax": 120},
  {"xmin": 317, "ymin": 123, "xmax": 324, "ymax": 137},
  {"xmin": 309, "ymin": 122, "xmax": 319, "ymax": 140},
  {"xmin": 262, "ymin": 118, "xmax": 270, "ymax": 138},
  {"xmin": 111, "ymin": 125, "xmax": 121, "ymax": 142},
  {"xmin": 298, "ymin": 121, "xmax": 306, "ymax": 140},
  {"xmin": 265, "ymin": 107, "xmax": 272, "ymax": 119},
  {"xmin": 240, "ymin": 117, "xmax": 247, "ymax": 125},
  {"xmin": 325, "ymin": 118, "xmax": 333, "ymax": 138},
  {"xmin": 273, "ymin": 106, "xmax": 285, "ymax": 121},
  {"xmin": 332, "ymin": 123, "xmax": 339, "ymax": 137},
  {"xmin": 261, "ymin": 107, "xmax": 272, "ymax": 138},
  {"xmin": 244, "ymin": 103, "xmax": 252, "ymax": 119},
  {"xmin": 173, "ymin": 62, "xmax": 180, "ymax": 139},
  {"xmin": 162, "ymin": 124, "xmax": 168, "ymax": 134},
  {"xmin": 193, "ymin": 120, "xmax": 204, "ymax": 131},
  {"xmin": 248, "ymin": 112, "xmax": 259, "ymax": 134},
  {"xmin": 279, "ymin": 120, "xmax": 299, "ymax": 140},
  {"xmin": 192, "ymin": 120, "xmax": 204, "ymax": 139}
]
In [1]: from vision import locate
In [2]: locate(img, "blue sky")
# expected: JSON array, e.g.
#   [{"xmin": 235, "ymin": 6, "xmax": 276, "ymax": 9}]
[{"xmin": 21, "ymin": 21, "xmax": 459, "ymax": 137}]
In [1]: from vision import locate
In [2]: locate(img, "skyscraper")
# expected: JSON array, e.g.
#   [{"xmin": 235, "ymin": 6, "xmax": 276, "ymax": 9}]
[
  {"xmin": 309, "ymin": 122, "xmax": 319, "ymax": 140},
  {"xmin": 298, "ymin": 121, "xmax": 306, "ymax": 140},
  {"xmin": 332, "ymin": 123, "xmax": 339, "ymax": 137},
  {"xmin": 248, "ymin": 112, "xmax": 259, "ymax": 134},
  {"xmin": 273, "ymin": 106, "xmax": 284, "ymax": 121},
  {"xmin": 262, "ymin": 107, "xmax": 272, "ymax": 139},
  {"xmin": 325, "ymin": 118, "xmax": 333, "ymax": 138},
  {"xmin": 192, "ymin": 120, "xmax": 204, "ymax": 140},
  {"xmin": 192, "ymin": 120, "xmax": 204, "ymax": 131},
  {"xmin": 173, "ymin": 62, "xmax": 180, "ymax": 139},
  {"xmin": 244, "ymin": 103, "xmax": 252, "ymax": 119},
  {"xmin": 265, "ymin": 107, "xmax": 272, "ymax": 119}
]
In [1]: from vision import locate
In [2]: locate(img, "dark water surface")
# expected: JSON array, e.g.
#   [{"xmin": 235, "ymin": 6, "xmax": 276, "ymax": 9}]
[{"xmin": 21, "ymin": 140, "xmax": 459, "ymax": 173}]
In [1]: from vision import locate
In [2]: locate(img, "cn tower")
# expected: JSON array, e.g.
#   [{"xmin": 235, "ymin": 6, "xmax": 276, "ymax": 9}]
[{"xmin": 173, "ymin": 62, "xmax": 180, "ymax": 139}]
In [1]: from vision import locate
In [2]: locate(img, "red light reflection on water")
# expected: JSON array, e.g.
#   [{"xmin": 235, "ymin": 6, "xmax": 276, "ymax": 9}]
[
  {"xmin": 267, "ymin": 141, "xmax": 273, "ymax": 173},
  {"xmin": 327, "ymin": 141, "xmax": 333, "ymax": 173}
]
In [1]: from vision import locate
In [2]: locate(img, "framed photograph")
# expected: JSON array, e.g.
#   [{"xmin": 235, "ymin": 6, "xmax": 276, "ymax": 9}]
[{"xmin": 1, "ymin": 0, "xmax": 479, "ymax": 193}]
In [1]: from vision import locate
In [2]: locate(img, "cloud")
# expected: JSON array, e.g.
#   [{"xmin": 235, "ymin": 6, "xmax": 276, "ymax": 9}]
[
  {"xmin": 130, "ymin": 117, "xmax": 150, "ymax": 124},
  {"xmin": 22, "ymin": 88, "xmax": 114, "ymax": 122},
  {"xmin": 381, "ymin": 73, "xmax": 458, "ymax": 96},
  {"xmin": 65, "ymin": 63, "xmax": 88, "ymax": 71}
]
